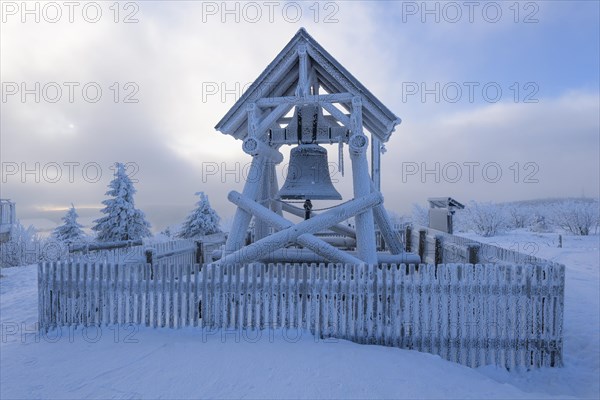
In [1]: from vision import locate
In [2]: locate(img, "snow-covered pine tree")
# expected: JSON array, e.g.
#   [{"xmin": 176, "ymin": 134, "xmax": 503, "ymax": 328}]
[
  {"xmin": 53, "ymin": 204, "xmax": 86, "ymax": 244},
  {"xmin": 92, "ymin": 162, "xmax": 152, "ymax": 242},
  {"xmin": 177, "ymin": 192, "xmax": 221, "ymax": 238}
]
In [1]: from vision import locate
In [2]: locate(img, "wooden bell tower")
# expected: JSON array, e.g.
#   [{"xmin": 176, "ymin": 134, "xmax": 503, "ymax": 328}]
[{"xmin": 213, "ymin": 28, "xmax": 419, "ymax": 266}]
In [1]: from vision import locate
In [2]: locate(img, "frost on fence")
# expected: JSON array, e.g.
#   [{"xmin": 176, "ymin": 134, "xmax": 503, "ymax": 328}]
[
  {"xmin": 38, "ymin": 262, "xmax": 564, "ymax": 370},
  {"xmin": 200, "ymin": 263, "xmax": 564, "ymax": 369}
]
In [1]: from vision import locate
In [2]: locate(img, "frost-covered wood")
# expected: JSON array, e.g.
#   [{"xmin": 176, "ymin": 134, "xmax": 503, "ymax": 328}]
[
  {"xmin": 216, "ymin": 29, "xmax": 405, "ymax": 266},
  {"xmin": 39, "ymin": 261, "xmax": 564, "ymax": 370},
  {"xmin": 217, "ymin": 192, "xmax": 382, "ymax": 266},
  {"xmin": 228, "ymin": 190, "xmax": 362, "ymax": 265},
  {"xmin": 407, "ymin": 225, "xmax": 565, "ymax": 267},
  {"xmin": 67, "ymin": 238, "xmax": 200, "ymax": 266}
]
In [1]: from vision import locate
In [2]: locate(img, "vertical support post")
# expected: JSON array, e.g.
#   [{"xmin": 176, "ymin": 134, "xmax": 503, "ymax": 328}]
[
  {"xmin": 297, "ymin": 45, "xmax": 309, "ymax": 98},
  {"xmin": 224, "ymin": 102, "xmax": 266, "ymax": 255},
  {"xmin": 349, "ymin": 96, "xmax": 377, "ymax": 264},
  {"xmin": 268, "ymin": 160, "xmax": 283, "ymax": 217},
  {"xmin": 224, "ymin": 154, "xmax": 264, "ymax": 254},
  {"xmin": 255, "ymin": 161, "xmax": 271, "ymax": 241},
  {"xmin": 247, "ymin": 102, "xmax": 259, "ymax": 138},
  {"xmin": 371, "ymin": 134, "xmax": 381, "ymax": 191}
]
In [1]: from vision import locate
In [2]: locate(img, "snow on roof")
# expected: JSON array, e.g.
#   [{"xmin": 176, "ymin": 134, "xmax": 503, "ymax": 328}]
[{"xmin": 214, "ymin": 28, "xmax": 401, "ymax": 143}]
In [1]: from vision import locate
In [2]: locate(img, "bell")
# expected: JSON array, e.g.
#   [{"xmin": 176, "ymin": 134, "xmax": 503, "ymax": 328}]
[{"xmin": 279, "ymin": 144, "xmax": 342, "ymax": 200}]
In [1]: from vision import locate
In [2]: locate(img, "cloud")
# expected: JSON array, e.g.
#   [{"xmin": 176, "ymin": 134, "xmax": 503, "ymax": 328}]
[
  {"xmin": 380, "ymin": 90, "xmax": 600, "ymax": 213},
  {"xmin": 1, "ymin": 1, "xmax": 598, "ymax": 231}
]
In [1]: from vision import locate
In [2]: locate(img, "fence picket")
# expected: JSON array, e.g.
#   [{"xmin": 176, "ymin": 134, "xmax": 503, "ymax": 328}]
[
  {"xmin": 267, "ymin": 264, "xmax": 274, "ymax": 331},
  {"xmin": 168, "ymin": 264, "xmax": 175, "ymax": 328},
  {"xmin": 194, "ymin": 264, "xmax": 200, "ymax": 327},
  {"xmin": 249, "ymin": 264, "xmax": 255, "ymax": 330},
  {"xmin": 241, "ymin": 264, "xmax": 248, "ymax": 329},
  {"xmin": 261, "ymin": 264, "xmax": 267, "ymax": 331},
  {"xmin": 177, "ymin": 264, "xmax": 183, "ymax": 328},
  {"xmin": 37, "ymin": 263, "xmax": 44, "ymax": 331},
  {"xmin": 233, "ymin": 263, "xmax": 240, "ymax": 330},
  {"xmin": 97, "ymin": 262, "xmax": 104, "ymax": 326},
  {"xmin": 162, "ymin": 264, "xmax": 168, "ymax": 328},
  {"xmin": 185, "ymin": 264, "xmax": 191, "ymax": 327}
]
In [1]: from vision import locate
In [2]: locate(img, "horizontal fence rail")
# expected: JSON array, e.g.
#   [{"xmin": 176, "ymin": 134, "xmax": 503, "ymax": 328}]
[
  {"xmin": 65, "ymin": 239, "xmax": 202, "ymax": 265},
  {"xmin": 38, "ymin": 261, "xmax": 564, "ymax": 370},
  {"xmin": 406, "ymin": 225, "xmax": 565, "ymax": 267}
]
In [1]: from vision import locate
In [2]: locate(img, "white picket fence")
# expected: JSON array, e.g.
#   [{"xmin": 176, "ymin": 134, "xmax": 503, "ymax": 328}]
[{"xmin": 38, "ymin": 262, "xmax": 564, "ymax": 369}]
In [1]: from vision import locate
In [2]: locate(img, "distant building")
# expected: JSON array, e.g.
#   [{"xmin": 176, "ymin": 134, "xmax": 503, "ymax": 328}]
[
  {"xmin": 0, "ymin": 199, "xmax": 16, "ymax": 243},
  {"xmin": 427, "ymin": 197, "xmax": 464, "ymax": 234}
]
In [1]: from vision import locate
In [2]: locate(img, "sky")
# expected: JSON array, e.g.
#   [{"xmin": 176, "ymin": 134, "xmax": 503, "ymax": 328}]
[{"xmin": 1, "ymin": 0, "xmax": 599, "ymax": 233}]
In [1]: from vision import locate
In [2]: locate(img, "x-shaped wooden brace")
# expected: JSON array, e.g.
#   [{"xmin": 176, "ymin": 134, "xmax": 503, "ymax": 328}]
[{"xmin": 215, "ymin": 191, "xmax": 383, "ymax": 266}]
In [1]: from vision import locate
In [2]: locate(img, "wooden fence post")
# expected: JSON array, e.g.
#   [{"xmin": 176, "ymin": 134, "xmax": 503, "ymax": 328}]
[
  {"xmin": 405, "ymin": 225, "xmax": 412, "ymax": 252},
  {"xmin": 467, "ymin": 244, "xmax": 480, "ymax": 264},
  {"xmin": 558, "ymin": 234, "xmax": 562, "ymax": 248},
  {"xmin": 195, "ymin": 240, "xmax": 203, "ymax": 264},
  {"xmin": 145, "ymin": 249, "xmax": 154, "ymax": 279},
  {"xmin": 418, "ymin": 229, "xmax": 426, "ymax": 261},
  {"xmin": 434, "ymin": 235, "xmax": 443, "ymax": 265}
]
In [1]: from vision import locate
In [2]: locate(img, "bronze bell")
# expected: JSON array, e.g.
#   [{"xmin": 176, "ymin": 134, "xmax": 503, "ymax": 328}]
[{"xmin": 279, "ymin": 144, "xmax": 342, "ymax": 200}]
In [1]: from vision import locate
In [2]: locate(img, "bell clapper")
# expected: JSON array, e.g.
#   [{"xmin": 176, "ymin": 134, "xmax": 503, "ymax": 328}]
[{"xmin": 303, "ymin": 199, "xmax": 313, "ymax": 220}]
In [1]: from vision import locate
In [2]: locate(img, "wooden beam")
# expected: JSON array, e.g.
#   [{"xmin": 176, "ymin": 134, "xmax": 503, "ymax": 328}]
[
  {"xmin": 223, "ymin": 155, "xmax": 266, "ymax": 255},
  {"xmin": 254, "ymin": 170, "xmax": 271, "ymax": 241},
  {"xmin": 256, "ymin": 92, "xmax": 353, "ymax": 107},
  {"xmin": 242, "ymin": 137, "xmax": 283, "ymax": 163},
  {"xmin": 228, "ymin": 191, "xmax": 363, "ymax": 265},
  {"xmin": 322, "ymin": 102, "xmax": 351, "ymax": 127},
  {"xmin": 297, "ymin": 44, "xmax": 309, "ymax": 97},
  {"xmin": 309, "ymin": 63, "xmax": 318, "ymax": 95},
  {"xmin": 216, "ymin": 191, "xmax": 382, "ymax": 266},
  {"xmin": 210, "ymin": 248, "xmax": 420, "ymax": 264},
  {"xmin": 349, "ymin": 96, "xmax": 378, "ymax": 264},
  {"xmin": 371, "ymin": 134, "xmax": 381, "ymax": 190},
  {"xmin": 269, "ymin": 126, "xmax": 348, "ymax": 146},
  {"xmin": 257, "ymin": 103, "xmax": 293, "ymax": 136},
  {"xmin": 247, "ymin": 103, "xmax": 259, "ymax": 138},
  {"xmin": 280, "ymin": 202, "xmax": 356, "ymax": 238},
  {"xmin": 265, "ymin": 65, "xmax": 299, "ymax": 99},
  {"xmin": 218, "ymin": 49, "xmax": 299, "ymax": 136},
  {"xmin": 278, "ymin": 114, "xmax": 343, "ymax": 127},
  {"xmin": 268, "ymin": 161, "xmax": 283, "ymax": 217},
  {"xmin": 369, "ymin": 182, "xmax": 404, "ymax": 255}
]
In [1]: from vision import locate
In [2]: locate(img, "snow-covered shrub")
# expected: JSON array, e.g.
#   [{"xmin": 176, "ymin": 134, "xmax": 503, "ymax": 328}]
[
  {"xmin": 0, "ymin": 222, "xmax": 46, "ymax": 267},
  {"xmin": 411, "ymin": 204, "xmax": 428, "ymax": 226},
  {"xmin": 387, "ymin": 210, "xmax": 410, "ymax": 230},
  {"xmin": 450, "ymin": 208, "xmax": 469, "ymax": 233},
  {"xmin": 464, "ymin": 201, "xmax": 507, "ymax": 237},
  {"xmin": 92, "ymin": 162, "xmax": 152, "ymax": 242},
  {"xmin": 177, "ymin": 192, "xmax": 221, "ymax": 238},
  {"xmin": 506, "ymin": 204, "xmax": 531, "ymax": 229},
  {"xmin": 550, "ymin": 199, "xmax": 599, "ymax": 236},
  {"xmin": 53, "ymin": 204, "xmax": 86, "ymax": 244},
  {"xmin": 530, "ymin": 212, "xmax": 552, "ymax": 233}
]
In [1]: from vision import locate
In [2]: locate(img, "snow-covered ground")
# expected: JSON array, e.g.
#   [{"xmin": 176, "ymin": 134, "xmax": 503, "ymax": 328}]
[{"xmin": 1, "ymin": 231, "xmax": 598, "ymax": 399}]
